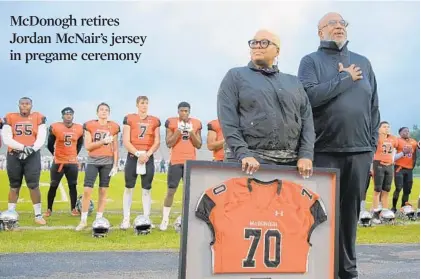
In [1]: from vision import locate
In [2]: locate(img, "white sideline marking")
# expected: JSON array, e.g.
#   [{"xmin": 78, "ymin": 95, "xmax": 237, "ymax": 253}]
[{"xmin": 0, "ymin": 182, "xmax": 68, "ymax": 203}]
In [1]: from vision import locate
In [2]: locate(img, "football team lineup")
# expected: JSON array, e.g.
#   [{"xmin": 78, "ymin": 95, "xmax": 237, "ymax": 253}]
[
  {"xmin": 0, "ymin": 98, "xmax": 419, "ymax": 254},
  {"xmin": 0, "ymin": 170, "xmax": 418, "ymax": 244}
]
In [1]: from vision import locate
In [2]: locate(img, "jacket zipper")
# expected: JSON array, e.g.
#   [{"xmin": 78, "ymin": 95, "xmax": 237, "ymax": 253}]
[{"xmin": 266, "ymin": 74, "xmax": 288, "ymax": 149}]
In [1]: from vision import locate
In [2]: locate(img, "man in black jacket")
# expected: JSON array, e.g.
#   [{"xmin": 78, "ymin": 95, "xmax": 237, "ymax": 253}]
[
  {"xmin": 217, "ymin": 29, "xmax": 314, "ymax": 177},
  {"xmin": 298, "ymin": 12, "xmax": 380, "ymax": 279}
]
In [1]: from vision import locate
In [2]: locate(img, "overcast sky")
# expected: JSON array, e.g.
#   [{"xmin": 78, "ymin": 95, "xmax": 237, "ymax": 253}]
[{"xmin": 0, "ymin": 1, "xmax": 419, "ymax": 135}]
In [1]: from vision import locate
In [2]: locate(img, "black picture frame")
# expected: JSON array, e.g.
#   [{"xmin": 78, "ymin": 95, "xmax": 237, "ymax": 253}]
[{"xmin": 178, "ymin": 160, "xmax": 340, "ymax": 279}]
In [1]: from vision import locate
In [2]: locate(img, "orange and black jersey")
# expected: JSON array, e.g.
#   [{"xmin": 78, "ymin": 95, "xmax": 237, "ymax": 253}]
[
  {"xmin": 395, "ymin": 137, "xmax": 418, "ymax": 170},
  {"xmin": 123, "ymin": 114, "xmax": 161, "ymax": 151},
  {"xmin": 165, "ymin": 117, "xmax": 202, "ymax": 165},
  {"xmin": 48, "ymin": 122, "xmax": 84, "ymax": 164},
  {"xmin": 3, "ymin": 112, "xmax": 46, "ymax": 148},
  {"xmin": 196, "ymin": 177, "xmax": 327, "ymax": 274},
  {"xmin": 373, "ymin": 135, "xmax": 398, "ymax": 165},
  {"xmin": 207, "ymin": 119, "xmax": 224, "ymax": 161},
  {"xmin": 83, "ymin": 120, "xmax": 120, "ymax": 157}
]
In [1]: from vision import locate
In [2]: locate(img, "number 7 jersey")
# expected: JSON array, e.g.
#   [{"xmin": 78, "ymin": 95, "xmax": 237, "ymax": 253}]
[
  {"xmin": 195, "ymin": 177, "xmax": 328, "ymax": 274},
  {"xmin": 123, "ymin": 114, "xmax": 161, "ymax": 151}
]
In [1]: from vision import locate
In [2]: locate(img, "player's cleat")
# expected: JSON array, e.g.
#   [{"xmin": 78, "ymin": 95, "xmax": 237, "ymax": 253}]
[
  {"xmin": 120, "ymin": 218, "xmax": 131, "ymax": 230},
  {"xmin": 35, "ymin": 215, "xmax": 46, "ymax": 225},
  {"xmin": 71, "ymin": 209, "xmax": 80, "ymax": 216},
  {"xmin": 75, "ymin": 221, "xmax": 87, "ymax": 231},
  {"xmin": 159, "ymin": 219, "xmax": 169, "ymax": 231},
  {"xmin": 43, "ymin": 209, "xmax": 52, "ymax": 217}
]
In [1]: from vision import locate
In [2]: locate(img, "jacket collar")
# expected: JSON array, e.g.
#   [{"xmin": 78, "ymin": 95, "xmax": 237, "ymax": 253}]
[
  {"xmin": 318, "ymin": 40, "xmax": 349, "ymax": 53},
  {"xmin": 247, "ymin": 61, "xmax": 279, "ymax": 75}
]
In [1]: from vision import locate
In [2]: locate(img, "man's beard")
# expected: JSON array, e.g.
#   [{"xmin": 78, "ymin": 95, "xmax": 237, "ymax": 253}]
[
  {"xmin": 334, "ymin": 40, "xmax": 346, "ymax": 49},
  {"xmin": 323, "ymin": 35, "xmax": 346, "ymax": 49}
]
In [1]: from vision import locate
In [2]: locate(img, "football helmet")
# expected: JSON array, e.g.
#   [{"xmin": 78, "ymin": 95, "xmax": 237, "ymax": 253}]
[
  {"xmin": 174, "ymin": 215, "xmax": 182, "ymax": 233},
  {"xmin": 400, "ymin": 204, "xmax": 416, "ymax": 220},
  {"xmin": 92, "ymin": 217, "xmax": 111, "ymax": 238},
  {"xmin": 380, "ymin": 209, "xmax": 396, "ymax": 223},
  {"xmin": 133, "ymin": 215, "xmax": 151, "ymax": 235},
  {"xmin": 359, "ymin": 210, "xmax": 372, "ymax": 227},
  {"xmin": 0, "ymin": 210, "xmax": 19, "ymax": 231},
  {"xmin": 75, "ymin": 195, "xmax": 94, "ymax": 215}
]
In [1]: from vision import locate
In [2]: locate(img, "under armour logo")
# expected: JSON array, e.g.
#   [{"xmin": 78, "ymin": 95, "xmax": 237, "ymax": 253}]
[{"xmin": 275, "ymin": 210, "xmax": 283, "ymax": 217}]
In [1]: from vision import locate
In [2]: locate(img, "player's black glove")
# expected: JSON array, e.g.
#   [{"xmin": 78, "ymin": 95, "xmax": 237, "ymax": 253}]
[{"xmin": 18, "ymin": 146, "xmax": 35, "ymax": 160}]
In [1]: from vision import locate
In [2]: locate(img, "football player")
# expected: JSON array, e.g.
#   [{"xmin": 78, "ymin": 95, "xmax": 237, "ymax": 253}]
[
  {"xmin": 0, "ymin": 97, "xmax": 47, "ymax": 225},
  {"xmin": 45, "ymin": 107, "xmax": 83, "ymax": 217},
  {"xmin": 120, "ymin": 96, "xmax": 161, "ymax": 229},
  {"xmin": 392, "ymin": 127, "xmax": 418, "ymax": 213},
  {"xmin": 206, "ymin": 119, "xmax": 225, "ymax": 162},
  {"xmin": 370, "ymin": 121, "xmax": 398, "ymax": 222},
  {"xmin": 75, "ymin": 102, "xmax": 120, "ymax": 231},
  {"xmin": 159, "ymin": 102, "xmax": 202, "ymax": 231}
]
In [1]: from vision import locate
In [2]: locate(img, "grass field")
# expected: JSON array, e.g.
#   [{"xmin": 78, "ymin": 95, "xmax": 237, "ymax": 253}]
[{"xmin": 0, "ymin": 171, "xmax": 419, "ymax": 253}]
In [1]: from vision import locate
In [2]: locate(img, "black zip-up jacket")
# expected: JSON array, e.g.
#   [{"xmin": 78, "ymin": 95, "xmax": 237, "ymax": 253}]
[
  {"xmin": 217, "ymin": 61, "xmax": 315, "ymax": 162},
  {"xmin": 298, "ymin": 41, "xmax": 380, "ymax": 153}
]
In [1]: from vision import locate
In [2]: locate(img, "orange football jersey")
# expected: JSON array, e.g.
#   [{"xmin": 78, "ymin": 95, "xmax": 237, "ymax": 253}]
[
  {"xmin": 123, "ymin": 114, "xmax": 161, "ymax": 151},
  {"xmin": 165, "ymin": 117, "xmax": 202, "ymax": 165},
  {"xmin": 395, "ymin": 137, "xmax": 418, "ymax": 169},
  {"xmin": 4, "ymin": 112, "xmax": 46, "ymax": 151},
  {"xmin": 373, "ymin": 135, "xmax": 398, "ymax": 165},
  {"xmin": 83, "ymin": 120, "xmax": 120, "ymax": 157},
  {"xmin": 207, "ymin": 119, "xmax": 224, "ymax": 161},
  {"xmin": 50, "ymin": 122, "xmax": 83, "ymax": 164},
  {"xmin": 195, "ymin": 177, "xmax": 327, "ymax": 274}
]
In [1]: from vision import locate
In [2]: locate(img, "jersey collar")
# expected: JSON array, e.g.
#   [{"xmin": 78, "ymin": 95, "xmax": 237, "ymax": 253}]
[{"xmin": 247, "ymin": 178, "xmax": 282, "ymax": 195}]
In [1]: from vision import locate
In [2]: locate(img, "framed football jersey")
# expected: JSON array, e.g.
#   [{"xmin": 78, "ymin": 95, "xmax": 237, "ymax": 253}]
[{"xmin": 178, "ymin": 160, "xmax": 339, "ymax": 279}]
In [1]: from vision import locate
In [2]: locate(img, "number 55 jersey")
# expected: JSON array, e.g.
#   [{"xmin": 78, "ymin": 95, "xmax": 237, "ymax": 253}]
[{"xmin": 195, "ymin": 177, "xmax": 327, "ymax": 274}]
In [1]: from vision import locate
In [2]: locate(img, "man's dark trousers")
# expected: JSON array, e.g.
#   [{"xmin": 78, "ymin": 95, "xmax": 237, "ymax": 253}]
[{"xmin": 314, "ymin": 151, "xmax": 372, "ymax": 279}]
